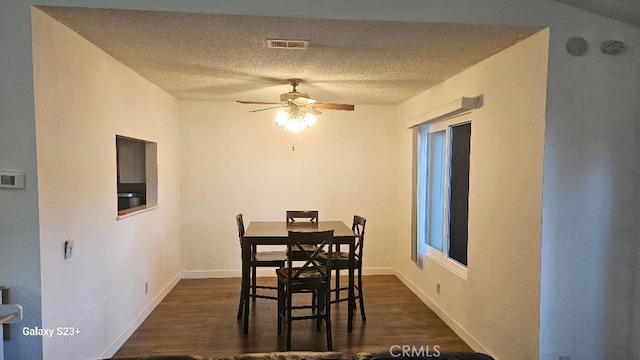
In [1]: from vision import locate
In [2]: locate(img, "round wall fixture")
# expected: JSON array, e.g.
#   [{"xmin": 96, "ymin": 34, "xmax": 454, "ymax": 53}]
[
  {"xmin": 566, "ymin": 37, "xmax": 588, "ymax": 56},
  {"xmin": 601, "ymin": 40, "xmax": 625, "ymax": 54}
]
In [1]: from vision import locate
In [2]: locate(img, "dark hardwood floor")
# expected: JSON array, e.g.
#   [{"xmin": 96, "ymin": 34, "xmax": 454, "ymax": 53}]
[{"xmin": 113, "ymin": 275, "xmax": 472, "ymax": 358}]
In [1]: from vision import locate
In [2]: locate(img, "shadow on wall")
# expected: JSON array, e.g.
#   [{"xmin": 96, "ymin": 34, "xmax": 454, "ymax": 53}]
[{"xmin": 540, "ymin": 139, "xmax": 636, "ymax": 358}]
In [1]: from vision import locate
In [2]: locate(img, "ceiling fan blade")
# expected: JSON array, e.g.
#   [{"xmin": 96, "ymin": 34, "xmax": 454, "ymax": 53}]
[
  {"xmin": 249, "ymin": 105, "xmax": 287, "ymax": 112},
  {"xmin": 291, "ymin": 96, "xmax": 317, "ymax": 106},
  {"xmin": 300, "ymin": 107, "xmax": 322, "ymax": 115},
  {"xmin": 239, "ymin": 80, "xmax": 353, "ymax": 115},
  {"xmin": 237, "ymin": 100, "xmax": 281, "ymax": 105},
  {"xmin": 315, "ymin": 102, "xmax": 355, "ymax": 111}
]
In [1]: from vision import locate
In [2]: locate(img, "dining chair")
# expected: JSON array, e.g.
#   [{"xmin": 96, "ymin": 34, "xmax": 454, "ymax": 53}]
[
  {"xmin": 235, "ymin": 214, "xmax": 287, "ymax": 320},
  {"xmin": 276, "ymin": 230, "xmax": 334, "ymax": 351},
  {"xmin": 285, "ymin": 210, "xmax": 319, "ymax": 261},
  {"xmin": 286, "ymin": 210, "xmax": 319, "ymax": 223},
  {"xmin": 320, "ymin": 215, "xmax": 367, "ymax": 321}
]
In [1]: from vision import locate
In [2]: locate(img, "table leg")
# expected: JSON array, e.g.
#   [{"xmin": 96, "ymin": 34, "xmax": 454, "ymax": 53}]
[
  {"xmin": 335, "ymin": 244, "xmax": 341, "ymax": 301},
  {"xmin": 242, "ymin": 243, "xmax": 250, "ymax": 334}
]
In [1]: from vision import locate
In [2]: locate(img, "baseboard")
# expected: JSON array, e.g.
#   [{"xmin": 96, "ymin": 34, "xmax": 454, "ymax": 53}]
[
  {"xmin": 182, "ymin": 269, "xmax": 244, "ymax": 278},
  {"xmin": 98, "ymin": 272, "xmax": 181, "ymax": 358},
  {"xmin": 362, "ymin": 267, "xmax": 395, "ymax": 275},
  {"xmin": 394, "ymin": 269, "xmax": 493, "ymax": 357},
  {"xmin": 181, "ymin": 266, "xmax": 395, "ymax": 279}
]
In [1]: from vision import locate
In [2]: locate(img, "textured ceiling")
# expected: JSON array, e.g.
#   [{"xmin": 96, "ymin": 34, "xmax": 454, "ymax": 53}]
[
  {"xmin": 38, "ymin": 6, "xmax": 543, "ymax": 105},
  {"xmin": 34, "ymin": 1, "xmax": 640, "ymax": 106}
]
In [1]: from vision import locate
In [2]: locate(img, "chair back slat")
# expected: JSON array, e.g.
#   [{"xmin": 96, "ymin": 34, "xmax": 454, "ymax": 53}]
[
  {"xmin": 352, "ymin": 215, "xmax": 366, "ymax": 261},
  {"xmin": 286, "ymin": 230, "xmax": 333, "ymax": 281},
  {"xmin": 286, "ymin": 210, "xmax": 319, "ymax": 223},
  {"xmin": 235, "ymin": 214, "xmax": 245, "ymax": 242}
]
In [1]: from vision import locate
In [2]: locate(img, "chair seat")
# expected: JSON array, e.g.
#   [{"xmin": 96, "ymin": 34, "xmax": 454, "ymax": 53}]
[
  {"xmin": 276, "ymin": 267, "xmax": 329, "ymax": 282},
  {"xmin": 318, "ymin": 251, "xmax": 361, "ymax": 269},
  {"xmin": 286, "ymin": 244, "xmax": 318, "ymax": 253},
  {"xmin": 253, "ymin": 251, "xmax": 287, "ymax": 263},
  {"xmin": 253, "ymin": 251, "xmax": 286, "ymax": 267},
  {"xmin": 320, "ymin": 250, "xmax": 349, "ymax": 260}
]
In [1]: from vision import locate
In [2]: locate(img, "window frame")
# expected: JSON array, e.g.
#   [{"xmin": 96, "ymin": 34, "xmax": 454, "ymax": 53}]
[{"xmin": 418, "ymin": 115, "xmax": 471, "ymax": 279}]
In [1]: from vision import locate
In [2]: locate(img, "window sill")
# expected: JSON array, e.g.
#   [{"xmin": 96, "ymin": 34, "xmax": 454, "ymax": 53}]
[
  {"xmin": 424, "ymin": 246, "xmax": 468, "ymax": 280},
  {"xmin": 116, "ymin": 205, "xmax": 158, "ymax": 220}
]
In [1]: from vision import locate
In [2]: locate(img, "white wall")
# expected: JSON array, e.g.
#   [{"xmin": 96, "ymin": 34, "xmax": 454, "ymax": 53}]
[
  {"xmin": 394, "ymin": 31, "xmax": 549, "ymax": 359},
  {"xmin": 31, "ymin": 9, "xmax": 182, "ymax": 359},
  {"xmin": 0, "ymin": 2, "xmax": 43, "ymax": 358},
  {"xmin": 634, "ymin": 243, "xmax": 640, "ymax": 359},
  {"xmin": 540, "ymin": 9, "xmax": 640, "ymax": 359},
  {"xmin": 1, "ymin": 1, "xmax": 640, "ymax": 359},
  {"xmin": 179, "ymin": 101, "xmax": 397, "ymax": 277}
]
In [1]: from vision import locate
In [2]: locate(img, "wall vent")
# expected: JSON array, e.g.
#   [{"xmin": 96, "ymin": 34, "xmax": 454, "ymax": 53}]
[{"xmin": 266, "ymin": 39, "xmax": 309, "ymax": 50}]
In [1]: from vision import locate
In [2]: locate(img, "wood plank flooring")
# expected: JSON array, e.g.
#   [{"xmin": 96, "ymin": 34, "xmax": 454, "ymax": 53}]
[{"xmin": 113, "ymin": 275, "xmax": 471, "ymax": 358}]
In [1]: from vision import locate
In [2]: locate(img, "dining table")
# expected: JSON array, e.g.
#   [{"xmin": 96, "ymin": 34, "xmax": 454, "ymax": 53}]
[{"xmin": 241, "ymin": 220, "xmax": 357, "ymax": 334}]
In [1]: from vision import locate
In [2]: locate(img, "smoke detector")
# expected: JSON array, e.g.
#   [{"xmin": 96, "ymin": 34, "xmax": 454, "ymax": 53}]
[
  {"xmin": 601, "ymin": 40, "xmax": 625, "ymax": 54},
  {"xmin": 566, "ymin": 37, "xmax": 588, "ymax": 56}
]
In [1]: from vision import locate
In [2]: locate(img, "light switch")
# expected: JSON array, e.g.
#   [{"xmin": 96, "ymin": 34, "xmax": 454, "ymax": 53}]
[{"xmin": 0, "ymin": 171, "xmax": 25, "ymax": 189}]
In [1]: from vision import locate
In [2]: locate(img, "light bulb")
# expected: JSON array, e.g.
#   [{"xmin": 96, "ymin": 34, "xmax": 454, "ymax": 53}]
[
  {"xmin": 274, "ymin": 108, "xmax": 317, "ymax": 132},
  {"xmin": 275, "ymin": 110, "xmax": 289, "ymax": 127}
]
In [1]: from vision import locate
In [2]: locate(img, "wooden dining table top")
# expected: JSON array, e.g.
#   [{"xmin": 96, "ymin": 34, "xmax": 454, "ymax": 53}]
[{"xmin": 244, "ymin": 220, "xmax": 355, "ymax": 240}]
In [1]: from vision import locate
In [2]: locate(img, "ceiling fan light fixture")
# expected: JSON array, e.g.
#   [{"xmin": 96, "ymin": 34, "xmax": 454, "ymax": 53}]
[
  {"xmin": 275, "ymin": 108, "xmax": 316, "ymax": 132},
  {"xmin": 237, "ymin": 78, "xmax": 353, "ymax": 131}
]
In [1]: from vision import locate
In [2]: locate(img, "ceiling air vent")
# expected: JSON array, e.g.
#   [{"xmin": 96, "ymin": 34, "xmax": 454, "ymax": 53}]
[{"xmin": 266, "ymin": 39, "xmax": 309, "ymax": 50}]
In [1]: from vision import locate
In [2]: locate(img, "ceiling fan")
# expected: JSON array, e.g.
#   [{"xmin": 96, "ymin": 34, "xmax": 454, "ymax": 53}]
[{"xmin": 236, "ymin": 78, "xmax": 355, "ymax": 114}]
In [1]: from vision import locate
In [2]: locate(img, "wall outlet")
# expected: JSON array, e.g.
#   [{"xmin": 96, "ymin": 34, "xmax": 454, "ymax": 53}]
[
  {"xmin": 436, "ymin": 282, "xmax": 441, "ymax": 295},
  {"xmin": 144, "ymin": 282, "xmax": 148, "ymax": 294}
]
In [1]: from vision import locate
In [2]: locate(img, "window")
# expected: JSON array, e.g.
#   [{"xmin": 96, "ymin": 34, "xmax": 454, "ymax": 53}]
[
  {"xmin": 116, "ymin": 135, "xmax": 158, "ymax": 218},
  {"xmin": 416, "ymin": 117, "xmax": 471, "ymax": 270}
]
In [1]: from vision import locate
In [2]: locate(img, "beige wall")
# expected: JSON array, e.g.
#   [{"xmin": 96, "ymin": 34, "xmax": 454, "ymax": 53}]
[
  {"xmin": 29, "ymin": 13, "xmax": 548, "ymax": 357},
  {"xmin": 32, "ymin": 9, "xmax": 182, "ymax": 359},
  {"xmin": 15, "ymin": 2, "xmax": 639, "ymax": 359},
  {"xmin": 394, "ymin": 30, "xmax": 549, "ymax": 359},
  {"xmin": 179, "ymin": 101, "xmax": 397, "ymax": 277}
]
